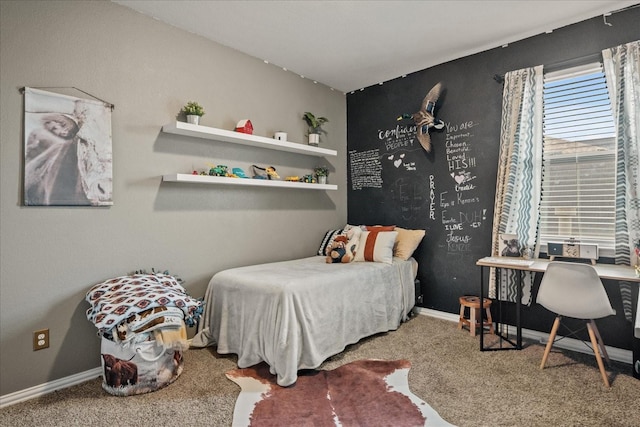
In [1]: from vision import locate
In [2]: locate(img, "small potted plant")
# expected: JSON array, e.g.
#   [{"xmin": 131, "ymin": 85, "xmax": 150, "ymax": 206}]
[
  {"xmin": 303, "ymin": 112, "xmax": 329, "ymax": 146},
  {"xmin": 182, "ymin": 101, "xmax": 205, "ymax": 125},
  {"xmin": 314, "ymin": 165, "xmax": 329, "ymax": 184}
]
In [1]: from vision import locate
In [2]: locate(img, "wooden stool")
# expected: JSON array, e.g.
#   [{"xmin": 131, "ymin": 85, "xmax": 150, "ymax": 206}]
[{"xmin": 458, "ymin": 296, "xmax": 494, "ymax": 336}]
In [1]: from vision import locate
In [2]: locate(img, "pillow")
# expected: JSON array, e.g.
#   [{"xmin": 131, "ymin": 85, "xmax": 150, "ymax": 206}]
[
  {"xmin": 393, "ymin": 227, "xmax": 426, "ymax": 260},
  {"xmin": 354, "ymin": 230, "xmax": 398, "ymax": 264},
  {"xmin": 317, "ymin": 229, "xmax": 344, "ymax": 256},
  {"xmin": 365, "ymin": 225, "xmax": 396, "ymax": 231}
]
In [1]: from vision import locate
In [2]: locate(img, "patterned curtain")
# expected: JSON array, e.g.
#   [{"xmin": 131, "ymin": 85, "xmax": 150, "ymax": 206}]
[
  {"xmin": 490, "ymin": 66, "xmax": 544, "ymax": 304},
  {"xmin": 602, "ymin": 40, "xmax": 640, "ymax": 322}
]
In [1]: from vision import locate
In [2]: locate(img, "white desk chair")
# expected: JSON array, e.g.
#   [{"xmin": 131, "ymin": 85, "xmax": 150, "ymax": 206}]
[{"xmin": 537, "ymin": 261, "xmax": 616, "ymax": 387}]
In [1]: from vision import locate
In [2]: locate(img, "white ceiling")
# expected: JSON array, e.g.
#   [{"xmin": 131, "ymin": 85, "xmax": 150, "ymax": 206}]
[{"xmin": 113, "ymin": 0, "xmax": 638, "ymax": 93}]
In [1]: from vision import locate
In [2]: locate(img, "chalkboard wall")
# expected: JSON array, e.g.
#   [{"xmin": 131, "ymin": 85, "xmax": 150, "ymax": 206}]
[{"xmin": 346, "ymin": 8, "xmax": 640, "ymax": 349}]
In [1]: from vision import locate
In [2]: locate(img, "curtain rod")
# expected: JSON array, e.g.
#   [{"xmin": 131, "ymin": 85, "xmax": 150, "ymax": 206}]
[
  {"xmin": 18, "ymin": 86, "xmax": 115, "ymax": 111},
  {"xmin": 493, "ymin": 51, "xmax": 604, "ymax": 84},
  {"xmin": 490, "ymin": 2, "xmax": 640, "ymax": 84},
  {"xmin": 543, "ymin": 52, "xmax": 603, "ymax": 74}
]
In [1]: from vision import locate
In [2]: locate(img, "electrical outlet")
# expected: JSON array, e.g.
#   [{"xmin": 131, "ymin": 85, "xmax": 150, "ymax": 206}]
[{"xmin": 33, "ymin": 329, "xmax": 49, "ymax": 351}]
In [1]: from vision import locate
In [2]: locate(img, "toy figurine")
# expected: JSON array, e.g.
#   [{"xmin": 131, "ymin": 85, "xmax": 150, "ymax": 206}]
[
  {"xmin": 235, "ymin": 119, "xmax": 253, "ymax": 134},
  {"xmin": 326, "ymin": 228, "xmax": 360, "ymax": 263},
  {"xmin": 301, "ymin": 174, "xmax": 315, "ymax": 183},
  {"xmin": 252, "ymin": 165, "xmax": 279, "ymax": 180},
  {"xmin": 208, "ymin": 165, "xmax": 228, "ymax": 176},
  {"xmin": 232, "ymin": 168, "xmax": 249, "ymax": 178}
]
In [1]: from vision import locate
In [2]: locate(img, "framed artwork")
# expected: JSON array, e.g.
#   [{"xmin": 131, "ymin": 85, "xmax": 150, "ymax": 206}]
[
  {"xmin": 23, "ymin": 87, "xmax": 113, "ymax": 206},
  {"xmin": 499, "ymin": 233, "xmax": 521, "ymax": 257}
]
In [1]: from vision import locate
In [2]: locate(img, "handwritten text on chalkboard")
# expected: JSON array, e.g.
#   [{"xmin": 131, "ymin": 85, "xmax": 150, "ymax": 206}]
[
  {"xmin": 378, "ymin": 124, "xmax": 417, "ymax": 152},
  {"xmin": 349, "ymin": 149, "xmax": 383, "ymax": 190},
  {"xmin": 438, "ymin": 119, "xmax": 488, "ymax": 254},
  {"xmin": 390, "ymin": 177, "xmax": 429, "ymax": 221}
]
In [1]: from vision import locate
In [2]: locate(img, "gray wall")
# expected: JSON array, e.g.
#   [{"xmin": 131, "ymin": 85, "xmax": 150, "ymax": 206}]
[{"xmin": 0, "ymin": 1, "xmax": 347, "ymax": 396}]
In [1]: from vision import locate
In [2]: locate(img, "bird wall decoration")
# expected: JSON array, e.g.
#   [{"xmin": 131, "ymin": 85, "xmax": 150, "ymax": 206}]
[{"xmin": 397, "ymin": 82, "xmax": 444, "ymax": 153}]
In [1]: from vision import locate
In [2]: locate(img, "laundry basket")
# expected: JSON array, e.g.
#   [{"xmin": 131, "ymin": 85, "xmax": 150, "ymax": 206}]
[
  {"xmin": 100, "ymin": 335, "xmax": 184, "ymax": 396},
  {"xmin": 86, "ymin": 271, "xmax": 202, "ymax": 396}
]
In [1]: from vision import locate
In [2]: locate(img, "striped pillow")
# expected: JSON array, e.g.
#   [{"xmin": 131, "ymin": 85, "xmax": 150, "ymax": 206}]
[
  {"xmin": 354, "ymin": 231, "xmax": 398, "ymax": 264},
  {"xmin": 317, "ymin": 229, "xmax": 344, "ymax": 256},
  {"xmin": 365, "ymin": 225, "xmax": 395, "ymax": 231}
]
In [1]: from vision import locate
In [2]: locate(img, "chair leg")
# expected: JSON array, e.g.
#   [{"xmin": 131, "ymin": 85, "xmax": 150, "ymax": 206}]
[
  {"xmin": 589, "ymin": 319, "xmax": 610, "ymax": 365},
  {"xmin": 587, "ymin": 321, "xmax": 610, "ymax": 387},
  {"xmin": 458, "ymin": 305, "xmax": 465, "ymax": 330},
  {"xmin": 540, "ymin": 316, "xmax": 561, "ymax": 370}
]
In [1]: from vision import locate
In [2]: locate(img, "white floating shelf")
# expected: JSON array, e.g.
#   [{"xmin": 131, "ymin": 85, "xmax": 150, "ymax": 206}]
[
  {"xmin": 162, "ymin": 121, "xmax": 337, "ymax": 157},
  {"xmin": 163, "ymin": 174, "xmax": 338, "ymax": 191}
]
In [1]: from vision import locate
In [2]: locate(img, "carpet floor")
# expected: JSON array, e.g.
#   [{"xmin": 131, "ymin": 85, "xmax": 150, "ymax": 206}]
[{"xmin": 1, "ymin": 314, "xmax": 639, "ymax": 426}]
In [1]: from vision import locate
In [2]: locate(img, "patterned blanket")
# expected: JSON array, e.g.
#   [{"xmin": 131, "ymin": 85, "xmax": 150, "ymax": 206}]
[{"xmin": 85, "ymin": 273, "xmax": 202, "ymax": 336}]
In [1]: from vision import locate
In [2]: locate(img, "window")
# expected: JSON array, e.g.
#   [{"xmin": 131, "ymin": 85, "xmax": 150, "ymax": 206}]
[{"xmin": 539, "ymin": 62, "xmax": 616, "ymax": 255}]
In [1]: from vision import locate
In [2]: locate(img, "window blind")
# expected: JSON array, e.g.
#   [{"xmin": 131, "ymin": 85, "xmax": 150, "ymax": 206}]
[{"xmin": 539, "ymin": 62, "xmax": 616, "ymax": 250}]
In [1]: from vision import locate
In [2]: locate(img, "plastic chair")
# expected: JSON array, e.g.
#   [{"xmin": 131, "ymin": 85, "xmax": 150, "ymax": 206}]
[{"xmin": 537, "ymin": 261, "xmax": 616, "ymax": 387}]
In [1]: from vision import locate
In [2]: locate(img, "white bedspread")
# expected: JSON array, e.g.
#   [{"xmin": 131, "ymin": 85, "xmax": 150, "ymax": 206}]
[{"xmin": 191, "ymin": 256, "xmax": 416, "ymax": 386}]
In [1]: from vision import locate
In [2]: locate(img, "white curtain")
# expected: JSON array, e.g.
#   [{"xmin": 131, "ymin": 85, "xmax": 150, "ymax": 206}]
[
  {"xmin": 490, "ymin": 66, "xmax": 544, "ymax": 304},
  {"xmin": 602, "ymin": 40, "xmax": 640, "ymax": 322}
]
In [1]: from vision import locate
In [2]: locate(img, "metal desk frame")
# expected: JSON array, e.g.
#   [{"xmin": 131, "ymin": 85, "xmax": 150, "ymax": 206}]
[{"xmin": 476, "ymin": 256, "xmax": 640, "ymax": 352}]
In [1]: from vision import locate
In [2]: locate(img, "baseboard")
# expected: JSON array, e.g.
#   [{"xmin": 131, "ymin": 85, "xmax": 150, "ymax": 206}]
[
  {"xmin": 0, "ymin": 338, "xmax": 195, "ymax": 409},
  {"xmin": 1, "ymin": 310, "xmax": 632, "ymax": 408},
  {"xmin": 415, "ymin": 307, "xmax": 632, "ymax": 364},
  {"xmin": 0, "ymin": 367, "xmax": 102, "ymax": 409}
]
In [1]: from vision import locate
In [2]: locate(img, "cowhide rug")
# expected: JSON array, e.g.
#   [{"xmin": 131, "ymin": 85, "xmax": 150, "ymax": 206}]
[{"xmin": 226, "ymin": 359, "xmax": 455, "ymax": 427}]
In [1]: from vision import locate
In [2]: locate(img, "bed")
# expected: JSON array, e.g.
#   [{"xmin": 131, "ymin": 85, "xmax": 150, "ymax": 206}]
[{"xmin": 191, "ymin": 226, "xmax": 424, "ymax": 386}]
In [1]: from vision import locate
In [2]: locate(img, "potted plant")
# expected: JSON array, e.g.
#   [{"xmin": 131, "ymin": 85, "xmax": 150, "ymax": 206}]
[
  {"xmin": 182, "ymin": 101, "xmax": 205, "ymax": 125},
  {"xmin": 303, "ymin": 112, "xmax": 328, "ymax": 146},
  {"xmin": 314, "ymin": 165, "xmax": 329, "ymax": 184}
]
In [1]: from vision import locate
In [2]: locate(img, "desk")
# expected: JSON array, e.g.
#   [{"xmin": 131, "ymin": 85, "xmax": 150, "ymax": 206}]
[{"xmin": 476, "ymin": 256, "xmax": 640, "ymax": 352}]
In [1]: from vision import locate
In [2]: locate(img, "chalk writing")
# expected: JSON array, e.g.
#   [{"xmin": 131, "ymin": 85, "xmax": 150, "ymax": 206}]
[
  {"xmin": 390, "ymin": 178, "xmax": 428, "ymax": 221},
  {"xmin": 457, "ymin": 194, "xmax": 480, "ymax": 205},
  {"xmin": 445, "ymin": 120, "xmax": 479, "ymax": 177},
  {"xmin": 378, "ymin": 124, "xmax": 417, "ymax": 152},
  {"xmin": 386, "ymin": 153, "xmax": 416, "ymax": 171},
  {"xmin": 444, "ymin": 121, "xmax": 479, "ymax": 133},
  {"xmin": 429, "ymin": 175, "xmax": 436, "ymax": 220},
  {"xmin": 447, "ymin": 231, "xmax": 472, "ymax": 252},
  {"xmin": 403, "ymin": 162, "xmax": 416, "ymax": 171},
  {"xmin": 349, "ymin": 149, "xmax": 383, "ymax": 190},
  {"xmin": 440, "ymin": 119, "xmax": 486, "ymax": 254}
]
